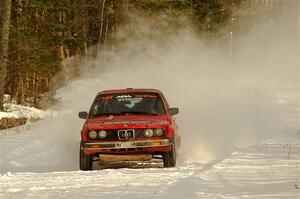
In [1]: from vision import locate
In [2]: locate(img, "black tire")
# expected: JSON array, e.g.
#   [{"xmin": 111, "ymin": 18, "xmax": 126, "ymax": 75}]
[
  {"xmin": 80, "ymin": 141, "xmax": 93, "ymax": 171},
  {"xmin": 163, "ymin": 140, "xmax": 176, "ymax": 168}
]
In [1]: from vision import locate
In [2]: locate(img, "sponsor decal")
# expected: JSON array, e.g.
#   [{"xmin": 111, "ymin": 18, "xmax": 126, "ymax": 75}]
[
  {"xmin": 98, "ymin": 96, "xmax": 113, "ymax": 100},
  {"xmin": 135, "ymin": 94, "xmax": 157, "ymax": 98},
  {"xmin": 116, "ymin": 95, "xmax": 132, "ymax": 99}
]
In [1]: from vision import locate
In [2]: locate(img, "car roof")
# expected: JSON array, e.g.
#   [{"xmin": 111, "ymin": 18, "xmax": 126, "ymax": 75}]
[{"xmin": 97, "ymin": 88, "xmax": 162, "ymax": 95}]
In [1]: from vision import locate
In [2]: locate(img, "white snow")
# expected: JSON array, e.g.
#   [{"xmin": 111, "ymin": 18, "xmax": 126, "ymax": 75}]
[
  {"xmin": 0, "ymin": 104, "xmax": 49, "ymax": 120},
  {"xmin": 0, "ymin": 104, "xmax": 54, "ymax": 137},
  {"xmin": 0, "ymin": 132, "xmax": 299, "ymax": 198}
]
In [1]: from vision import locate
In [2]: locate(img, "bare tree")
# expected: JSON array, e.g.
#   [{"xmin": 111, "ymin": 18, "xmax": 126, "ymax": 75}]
[
  {"xmin": 0, "ymin": 0, "xmax": 12, "ymax": 111},
  {"xmin": 97, "ymin": 0, "xmax": 106, "ymax": 55}
]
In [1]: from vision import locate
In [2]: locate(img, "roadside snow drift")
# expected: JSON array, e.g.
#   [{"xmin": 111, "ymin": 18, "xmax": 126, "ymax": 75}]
[{"xmin": 0, "ymin": 104, "xmax": 48, "ymax": 120}]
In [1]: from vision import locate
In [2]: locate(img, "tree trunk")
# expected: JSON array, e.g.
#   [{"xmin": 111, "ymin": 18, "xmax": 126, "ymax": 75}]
[
  {"xmin": 0, "ymin": 0, "xmax": 12, "ymax": 111},
  {"xmin": 97, "ymin": 0, "xmax": 106, "ymax": 56}
]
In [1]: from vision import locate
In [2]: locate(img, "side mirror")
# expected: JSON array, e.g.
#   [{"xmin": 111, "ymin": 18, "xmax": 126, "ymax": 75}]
[
  {"xmin": 78, "ymin": 111, "xmax": 88, "ymax": 119},
  {"xmin": 168, "ymin": 107, "xmax": 179, "ymax": 116}
]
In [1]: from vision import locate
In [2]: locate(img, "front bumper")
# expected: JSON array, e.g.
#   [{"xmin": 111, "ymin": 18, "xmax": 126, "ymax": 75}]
[{"xmin": 84, "ymin": 139, "xmax": 171, "ymax": 150}]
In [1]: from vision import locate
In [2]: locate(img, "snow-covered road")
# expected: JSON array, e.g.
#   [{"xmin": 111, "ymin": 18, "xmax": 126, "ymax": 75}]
[{"xmin": 1, "ymin": 131, "xmax": 299, "ymax": 199}]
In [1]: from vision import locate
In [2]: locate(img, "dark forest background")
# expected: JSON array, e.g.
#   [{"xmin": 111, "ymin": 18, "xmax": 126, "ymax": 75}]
[{"xmin": 0, "ymin": 0, "xmax": 277, "ymax": 110}]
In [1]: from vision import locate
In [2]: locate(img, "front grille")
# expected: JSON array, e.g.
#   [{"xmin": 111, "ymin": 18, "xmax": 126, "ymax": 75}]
[
  {"xmin": 104, "ymin": 129, "xmax": 146, "ymax": 140},
  {"xmin": 118, "ymin": 129, "xmax": 135, "ymax": 140}
]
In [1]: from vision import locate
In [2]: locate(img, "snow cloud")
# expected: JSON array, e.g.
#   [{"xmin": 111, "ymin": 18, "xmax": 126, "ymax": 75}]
[{"xmin": 57, "ymin": 4, "xmax": 299, "ymax": 164}]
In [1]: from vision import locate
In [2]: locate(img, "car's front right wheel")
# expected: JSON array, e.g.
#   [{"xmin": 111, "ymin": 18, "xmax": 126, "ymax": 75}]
[{"xmin": 79, "ymin": 141, "xmax": 93, "ymax": 171}]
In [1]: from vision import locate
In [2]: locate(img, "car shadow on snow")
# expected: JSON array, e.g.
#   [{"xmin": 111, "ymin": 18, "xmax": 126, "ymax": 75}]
[{"xmin": 94, "ymin": 160, "xmax": 163, "ymax": 170}]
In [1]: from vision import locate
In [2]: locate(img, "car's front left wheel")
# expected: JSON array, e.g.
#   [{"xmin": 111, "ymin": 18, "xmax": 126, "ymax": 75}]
[
  {"xmin": 80, "ymin": 141, "xmax": 93, "ymax": 171},
  {"xmin": 163, "ymin": 140, "xmax": 176, "ymax": 168}
]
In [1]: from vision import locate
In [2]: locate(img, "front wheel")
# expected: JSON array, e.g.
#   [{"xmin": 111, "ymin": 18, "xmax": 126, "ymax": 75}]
[
  {"xmin": 80, "ymin": 141, "xmax": 93, "ymax": 171},
  {"xmin": 163, "ymin": 141, "xmax": 176, "ymax": 168}
]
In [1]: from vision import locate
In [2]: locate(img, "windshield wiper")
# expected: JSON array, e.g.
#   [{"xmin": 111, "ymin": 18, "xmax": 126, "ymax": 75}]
[{"xmin": 120, "ymin": 111, "xmax": 159, "ymax": 115}]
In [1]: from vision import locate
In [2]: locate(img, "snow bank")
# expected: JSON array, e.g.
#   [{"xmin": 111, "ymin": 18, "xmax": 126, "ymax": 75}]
[
  {"xmin": 0, "ymin": 104, "xmax": 49, "ymax": 120},
  {"xmin": 0, "ymin": 104, "xmax": 56, "ymax": 136}
]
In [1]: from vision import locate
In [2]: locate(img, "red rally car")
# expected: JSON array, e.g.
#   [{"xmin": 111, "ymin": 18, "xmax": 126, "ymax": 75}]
[{"xmin": 78, "ymin": 88, "xmax": 180, "ymax": 170}]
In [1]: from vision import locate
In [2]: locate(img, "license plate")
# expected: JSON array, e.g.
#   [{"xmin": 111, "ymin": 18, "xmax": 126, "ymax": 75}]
[{"xmin": 119, "ymin": 141, "xmax": 135, "ymax": 148}]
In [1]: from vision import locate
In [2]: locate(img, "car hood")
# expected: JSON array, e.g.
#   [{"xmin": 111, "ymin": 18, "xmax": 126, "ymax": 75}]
[{"xmin": 85, "ymin": 115, "xmax": 170, "ymax": 128}]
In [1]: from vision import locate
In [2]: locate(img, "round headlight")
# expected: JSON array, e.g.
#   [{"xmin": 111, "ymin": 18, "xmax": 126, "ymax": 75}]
[
  {"xmin": 98, "ymin": 130, "xmax": 107, "ymax": 138},
  {"xmin": 144, "ymin": 129, "xmax": 154, "ymax": 137},
  {"xmin": 88, "ymin": 131, "xmax": 97, "ymax": 139},
  {"xmin": 155, "ymin": 128, "xmax": 164, "ymax": 136}
]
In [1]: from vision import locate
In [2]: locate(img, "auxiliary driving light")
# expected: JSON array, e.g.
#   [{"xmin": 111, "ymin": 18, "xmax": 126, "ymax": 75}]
[
  {"xmin": 98, "ymin": 130, "xmax": 107, "ymax": 138},
  {"xmin": 144, "ymin": 129, "xmax": 154, "ymax": 137},
  {"xmin": 155, "ymin": 128, "xmax": 164, "ymax": 136},
  {"xmin": 88, "ymin": 130, "xmax": 97, "ymax": 139}
]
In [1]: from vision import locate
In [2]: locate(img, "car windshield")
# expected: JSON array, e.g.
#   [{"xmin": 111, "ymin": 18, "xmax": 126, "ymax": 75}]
[{"xmin": 90, "ymin": 92, "xmax": 166, "ymax": 117}]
